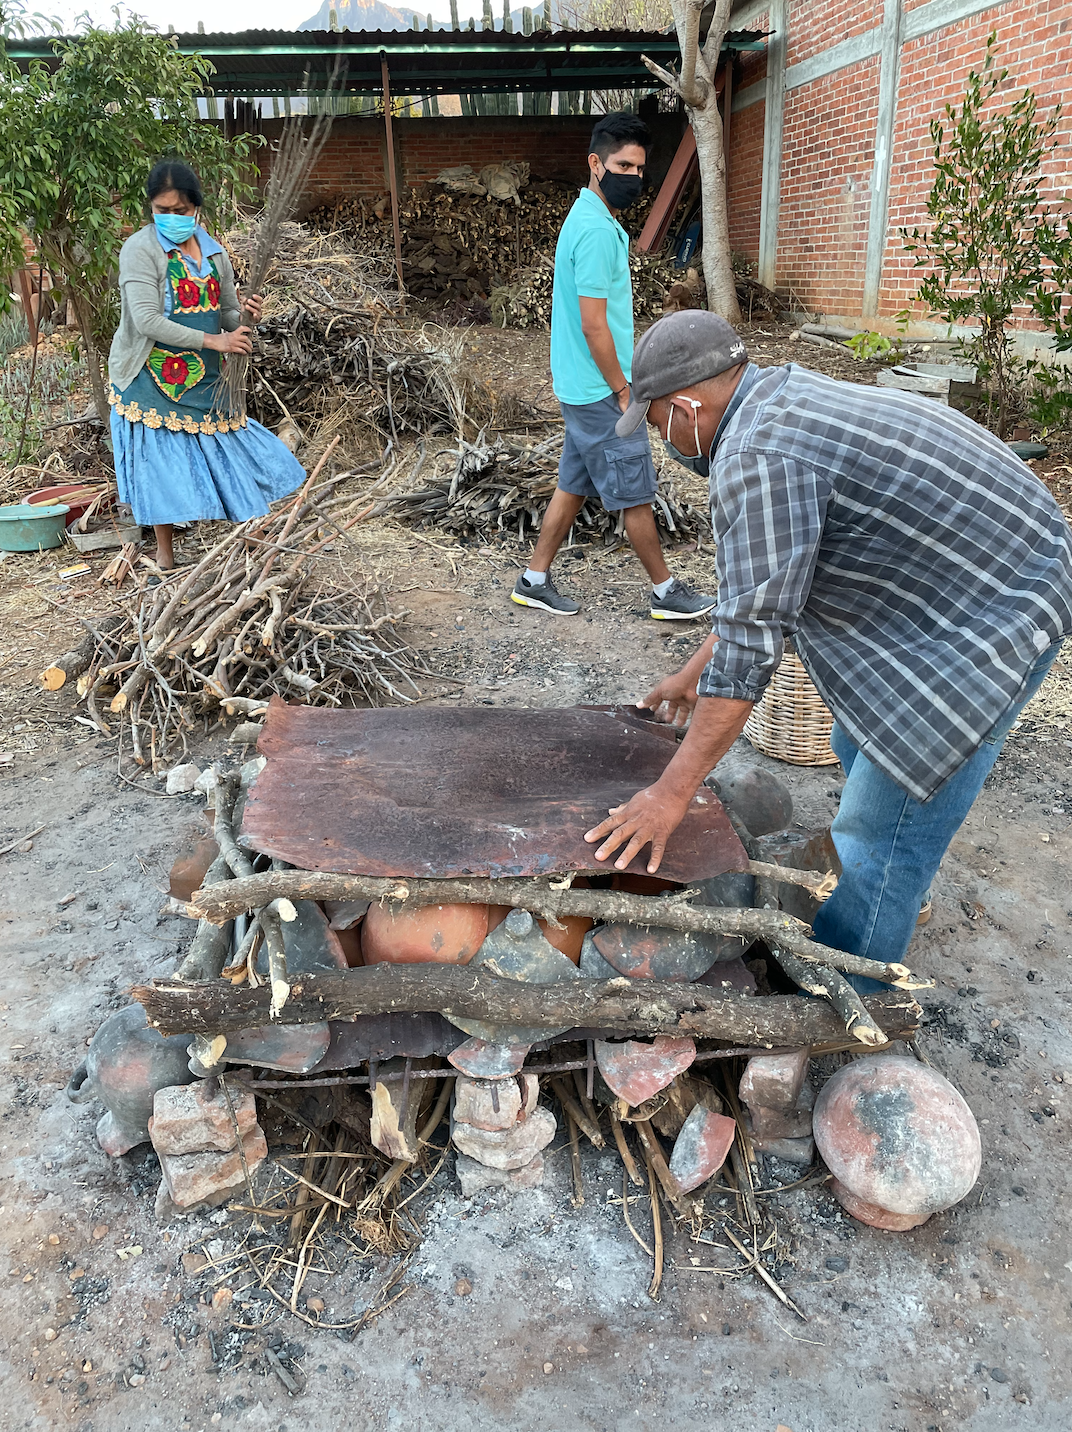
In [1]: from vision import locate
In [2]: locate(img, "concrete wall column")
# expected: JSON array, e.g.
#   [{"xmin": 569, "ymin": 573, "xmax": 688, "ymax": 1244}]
[
  {"xmin": 862, "ymin": 0, "xmax": 904, "ymax": 317},
  {"xmin": 757, "ymin": 0, "xmax": 788, "ymax": 290}
]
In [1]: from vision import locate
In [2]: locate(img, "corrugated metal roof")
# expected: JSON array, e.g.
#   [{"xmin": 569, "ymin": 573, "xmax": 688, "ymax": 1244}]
[{"xmin": 9, "ymin": 27, "xmax": 766, "ymax": 97}]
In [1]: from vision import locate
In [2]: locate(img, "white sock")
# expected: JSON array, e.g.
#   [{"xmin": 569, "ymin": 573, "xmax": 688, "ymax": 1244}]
[
  {"xmin": 652, "ymin": 577, "xmax": 674, "ymax": 598},
  {"xmin": 523, "ymin": 568, "xmax": 548, "ymax": 585}
]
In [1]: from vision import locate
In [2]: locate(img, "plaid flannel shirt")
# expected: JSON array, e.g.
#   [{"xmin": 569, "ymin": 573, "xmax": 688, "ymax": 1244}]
[{"xmin": 698, "ymin": 363, "xmax": 1072, "ymax": 802}]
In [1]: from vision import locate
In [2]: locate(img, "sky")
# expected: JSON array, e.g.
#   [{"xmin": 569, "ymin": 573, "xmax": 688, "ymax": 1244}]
[{"xmin": 48, "ymin": 0, "xmax": 463, "ymax": 32}]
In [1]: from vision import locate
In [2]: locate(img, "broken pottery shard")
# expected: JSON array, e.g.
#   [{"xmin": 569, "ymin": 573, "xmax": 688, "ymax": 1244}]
[
  {"xmin": 158, "ymin": 1126, "xmax": 268, "ymax": 1209},
  {"xmin": 447, "ymin": 1038, "xmax": 530, "ymax": 1079},
  {"xmin": 67, "ymin": 1004, "xmax": 197, "ymax": 1158},
  {"xmin": 453, "ymin": 1072, "xmax": 538, "ymax": 1131},
  {"xmin": 579, "ymin": 931, "xmax": 620, "ymax": 981},
  {"xmin": 451, "ymin": 1104, "xmax": 557, "ymax": 1170},
  {"xmin": 149, "ymin": 1081, "xmax": 258, "ymax": 1156},
  {"xmin": 669, "ymin": 1106, "xmax": 738, "ymax": 1193},
  {"xmin": 168, "ymin": 833, "xmax": 220, "ymax": 903},
  {"xmin": 707, "ymin": 765, "xmax": 794, "ymax": 838},
  {"xmin": 448, "ymin": 909, "xmax": 582, "ymax": 1046},
  {"xmin": 324, "ymin": 899, "xmax": 371, "ymax": 930},
  {"xmin": 455, "ymin": 1152, "xmax": 545, "ymax": 1196},
  {"xmin": 216, "ymin": 1022, "xmax": 331, "ymax": 1074},
  {"xmin": 740, "ymin": 1048, "xmax": 810, "ymax": 1113},
  {"xmin": 361, "ymin": 900, "xmax": 490, "ymax": 966},
  {"xmin": 695, "ymin": 956, "xmax": 758, "ymax": 995},
  {"xmin": 594, "ymin": 1036, "xmax": 696, "ymax": 1109},
  {"xmin": 257, "ymin": 899, "xmax": 348, "ymax": 976},
  {"xmin": 813, "ymin": 1055, "xmax": 981, "ymax": 1223},
  {"xmin": 592, "ymin": 923, "xmax": 733, "ymax": 981},
  {"xmin": 650, "ymin": 1074, "xmax": 723, "ymax": 1139},
  {"xmin": 369, "ymin": 1058, "xmax": 422, "ymax": 1162}
]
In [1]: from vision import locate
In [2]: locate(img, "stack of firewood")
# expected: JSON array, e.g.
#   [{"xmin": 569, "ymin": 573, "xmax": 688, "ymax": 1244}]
[
  {"xmin": 40, "ymin": 455, "xmax": 441, "ymax": 765},
  {"xmin": 308, "ymin": 180, "xmax": 661, "ymax": 312}
]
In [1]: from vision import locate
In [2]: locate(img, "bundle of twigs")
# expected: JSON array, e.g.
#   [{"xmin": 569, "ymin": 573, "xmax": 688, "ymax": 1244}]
[
  {"xmin": 220, "ymin": 69, "xmax": 344, "ymax": 420},
  {"xmin": 55, "ymin": 459, "xmax": 439, "ymax": 765},
  {"xmin": 385, "ymin": 430, "xmax": 710, "ymax": 544}
]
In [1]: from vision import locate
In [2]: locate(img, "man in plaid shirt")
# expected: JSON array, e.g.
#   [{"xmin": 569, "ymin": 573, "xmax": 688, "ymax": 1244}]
[{"xmin": 586, "ymin": 312, "xmax": 1072, "ymax": 977}]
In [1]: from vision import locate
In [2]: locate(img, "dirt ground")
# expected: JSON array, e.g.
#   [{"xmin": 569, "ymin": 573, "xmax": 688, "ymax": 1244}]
[{"xmin": 2, "ymin": 326, "xmax": 1072, "ymax": 1431}]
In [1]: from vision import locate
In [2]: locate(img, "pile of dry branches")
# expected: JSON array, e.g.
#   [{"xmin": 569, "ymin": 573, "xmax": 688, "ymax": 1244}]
[
  {"xmin": 383, "ymin": 430, "xmax": 710, "ymax": 544},
  {"xmin": 43, "ymin": 460, "xmax": 439, "ymax": 764},
  {"xmin": 224, "ymin": 222, "xmax": 490, "ymax": 456}
]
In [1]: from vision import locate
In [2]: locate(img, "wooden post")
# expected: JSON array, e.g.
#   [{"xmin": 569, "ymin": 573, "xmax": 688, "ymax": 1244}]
[{"xmin": 380, "ymin": 53, "xmax": 406, "ymax": 308}]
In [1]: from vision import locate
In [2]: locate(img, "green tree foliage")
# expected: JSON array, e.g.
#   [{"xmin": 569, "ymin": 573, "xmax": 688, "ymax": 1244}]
[
  {"xmin": 901, "ymin": 33, "xmax": 1071, "ymax": 437},
  {"xmin": 0, "ymin": 17, "xmax": 261, "ymax": 420}
]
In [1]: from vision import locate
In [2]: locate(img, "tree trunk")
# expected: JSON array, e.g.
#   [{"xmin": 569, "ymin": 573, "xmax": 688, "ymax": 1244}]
[
  {"xmin": 67, "ymin": 288, "xmax": 111, "ymax": 427},
  {"xmin": 132, "ymin": 963, "xmax": 921, "ymax": 1045},
  {"xmin": 690, "ymin": 93, "xmax": 741, "ymax": 322},
  {"xmin": 666, "ymin": 0, "xmax": 742, "ymax": 324}
]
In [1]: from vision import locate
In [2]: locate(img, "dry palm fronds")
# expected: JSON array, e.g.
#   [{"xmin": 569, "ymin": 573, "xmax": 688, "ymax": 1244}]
[
  {"xmin": 59, "ymin": 461, "xmax": 440, "ymax": 765},
  {"xmin": 385, "ymin": 430, "xmax": 710, "ymax": 545},
  {"xmin": 221, "ymin": 67, "xmax": 346, "ymax": 420}
]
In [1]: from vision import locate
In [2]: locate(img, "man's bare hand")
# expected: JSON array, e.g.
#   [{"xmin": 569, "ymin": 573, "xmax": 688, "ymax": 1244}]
[
  {"xmin": 637, "ymin": 671, "xmax": 699, "ymax": 728},
  {"xmin": 583, "ymin": 781, "xmax": 692, "ymax": 874}
]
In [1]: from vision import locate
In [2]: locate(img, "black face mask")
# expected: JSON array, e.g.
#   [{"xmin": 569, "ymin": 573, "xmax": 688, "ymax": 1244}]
[{"xmin": 597, "ymin": 168, "xmax": 644, "ymax": 210}]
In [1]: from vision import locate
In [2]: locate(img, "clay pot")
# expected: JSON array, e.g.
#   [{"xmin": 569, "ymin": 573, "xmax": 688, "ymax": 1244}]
[
  {"xmin": 813, "ymin": 1055, "xmax": 981, "ymax": 1229},
  {"xmin": 361, "ymin": 901, "xmax": 490, "ymax": 965},
  {"xmin": 335, "ymin": 925, "xmax": 364, "ymax": 967},
  {"xmin": 489, "ymin": 898, "xmax": 590, "ymax": 963},
  {"xmin": 612, "ymin": 873, "xmax": 682, "ymax": 897},
  {"xmin": 66, "ymin": 1004, "xmax": 197, "ymax": 1157},
  {"xmin": 828, "ymin": 1180, "xmax": 931, "ymax": 1231},
  {"xmin": 536, "ymin": 914, "xmax": 592, "ymax": 964}
]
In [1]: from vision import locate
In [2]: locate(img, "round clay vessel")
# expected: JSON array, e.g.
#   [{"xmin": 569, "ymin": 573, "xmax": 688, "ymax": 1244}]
[
  {"xmin": 536, "ymin": 914, "xmax": 591, "ymax": 963},
  {"xmin": 361, "ymin": 901, "xmax": 489, "ymax": 964},
  {"xmin": 814, "ymin": 1055, "xmax": 981, "ymax": 1218},
  {"xmin": 829, "ymin": 1178, "xmax": 931, "ymax": 1230}
]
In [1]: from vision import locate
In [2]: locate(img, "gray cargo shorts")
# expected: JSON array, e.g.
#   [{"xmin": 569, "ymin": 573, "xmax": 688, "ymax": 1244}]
[{"xmin": 557, "ymin": 393, "xmax": 658, "ymax": 512}]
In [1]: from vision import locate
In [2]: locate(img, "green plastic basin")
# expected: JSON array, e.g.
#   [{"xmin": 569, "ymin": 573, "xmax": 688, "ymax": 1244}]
[{"xmin": 0, "ymin": 502, "xmax": 71, "ymax": 551}]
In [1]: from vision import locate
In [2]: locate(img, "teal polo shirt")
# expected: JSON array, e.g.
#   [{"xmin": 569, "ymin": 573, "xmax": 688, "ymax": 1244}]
[{"xmin": 550, "ymin": 187, "xmax": 634, "ymax": 406}]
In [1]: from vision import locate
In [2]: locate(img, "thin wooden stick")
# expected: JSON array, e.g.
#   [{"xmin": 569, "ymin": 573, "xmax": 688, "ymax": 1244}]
[
  {"xmin": 643, "ymin": 1144, "xmax": 664, "ymax": 1300},
  {"xmin": 610, "ymin": 1108, "xmax": 644, "ymax": 1187},
  {"xmin": 565, "ymin": 1108, "xmax": 584, "ymax": 1208},
  {"xmin": 620, "ymin": 1168, "xmax": 654, "ymax": 1258},
  {"xmin": 723, "ymin": 1225, "xmax": 807, "ymax": 1321},
  {"xmin": 0, "ymin": 825, "xmax": 45, "ymax": 857},
  {"xmin": 551, "ymin": 1076, "xmax": 605, "ymax": 1149},
  {"xmin": 632, "ymin": 1120, "xmax": 693, "ymax": 1219}
]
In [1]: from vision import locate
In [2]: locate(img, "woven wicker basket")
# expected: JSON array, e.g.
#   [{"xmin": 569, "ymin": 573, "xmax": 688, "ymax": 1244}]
[{"xmin": 744, "ymin": 649, "xmax": 839, "ymax": 766}]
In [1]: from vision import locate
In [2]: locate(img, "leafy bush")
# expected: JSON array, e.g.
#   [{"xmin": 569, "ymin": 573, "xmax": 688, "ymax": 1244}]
[{"xmin": 900, "ymin": 33, "xmax": 1071, "ymax": 437}]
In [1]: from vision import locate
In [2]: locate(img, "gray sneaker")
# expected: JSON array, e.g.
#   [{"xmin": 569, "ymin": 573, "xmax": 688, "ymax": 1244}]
[
  {"xmin": 511, "ymin": 572, "xmax": 580, "ymax": 615},
  {"xmin": 650, "ymin": 579, "xmax": 717, "ymax": 621}
]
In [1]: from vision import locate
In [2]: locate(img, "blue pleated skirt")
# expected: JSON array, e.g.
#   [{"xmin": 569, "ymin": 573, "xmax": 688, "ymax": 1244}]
[{"xmin": 111, "ymin": 410, "xmax": 306, "ymax": 527}]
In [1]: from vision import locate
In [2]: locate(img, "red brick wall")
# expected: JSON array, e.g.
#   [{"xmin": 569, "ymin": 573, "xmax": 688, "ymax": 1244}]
[
  {"xmin": 726, "ymin": 0, "xmax": 1072, "ymax": 322},
  {"xmin": 263, "ymin": 115, "xmax": 601, "ymax": 206},
  {"xmin": 881, "ymin": 0, "xmax": 1071, "ymax": 321},
  {"xmin": 776, "ymin": 54, "xmax": 880, "ymax": 313}
]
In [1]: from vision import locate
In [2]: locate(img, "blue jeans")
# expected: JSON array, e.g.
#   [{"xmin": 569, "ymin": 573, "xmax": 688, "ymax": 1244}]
[{"xmin": 812, "ymin": 641, "xmax": 1063, "ymax": 989}]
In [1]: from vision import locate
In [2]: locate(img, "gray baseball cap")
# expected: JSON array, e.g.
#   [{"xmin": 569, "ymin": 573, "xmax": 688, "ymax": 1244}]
[{"xmin": 616, "ymin": 312, "xmax": 748, "ymax": 436}]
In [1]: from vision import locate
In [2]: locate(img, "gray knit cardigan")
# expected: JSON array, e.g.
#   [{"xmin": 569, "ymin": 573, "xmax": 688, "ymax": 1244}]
[{"xmin": 107, "ymin": 225, "xmax": 241, "ymax": 394}]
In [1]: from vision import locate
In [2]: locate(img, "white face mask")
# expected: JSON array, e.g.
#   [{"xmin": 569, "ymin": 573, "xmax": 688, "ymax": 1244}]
[{"xmin": 664, "ymin": 396, "xmax": 703, "ymax": 458}]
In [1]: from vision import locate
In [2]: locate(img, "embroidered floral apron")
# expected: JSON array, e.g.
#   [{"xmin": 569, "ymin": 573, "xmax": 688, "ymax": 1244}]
[{"xmin": 110, "ymin": 249, "xmax": 245, "ymax": 435}]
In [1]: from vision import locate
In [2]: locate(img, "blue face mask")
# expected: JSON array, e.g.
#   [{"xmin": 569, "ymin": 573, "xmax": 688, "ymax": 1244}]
[
  {"xmin": 153, "ymin": 212, "xmax": 197, "ymax": 244},
  {"xmin": 662, "ymin": 398, "xmax": 710, "ymax": 478},
  {"xmin": 663, "ymin": 441, "xmax": 710, "ymax": 479}
]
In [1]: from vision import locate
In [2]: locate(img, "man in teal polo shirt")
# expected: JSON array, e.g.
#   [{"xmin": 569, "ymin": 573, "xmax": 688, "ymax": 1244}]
[{"xmin": 512, "ymin": 112, "xmax": 715, "ymax": 620}]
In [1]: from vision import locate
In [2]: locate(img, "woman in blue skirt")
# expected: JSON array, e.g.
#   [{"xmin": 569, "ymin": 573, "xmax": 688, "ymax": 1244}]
[{"xmin": 108, "ymin": 159, "xmax": 305, "ymax": 571}]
